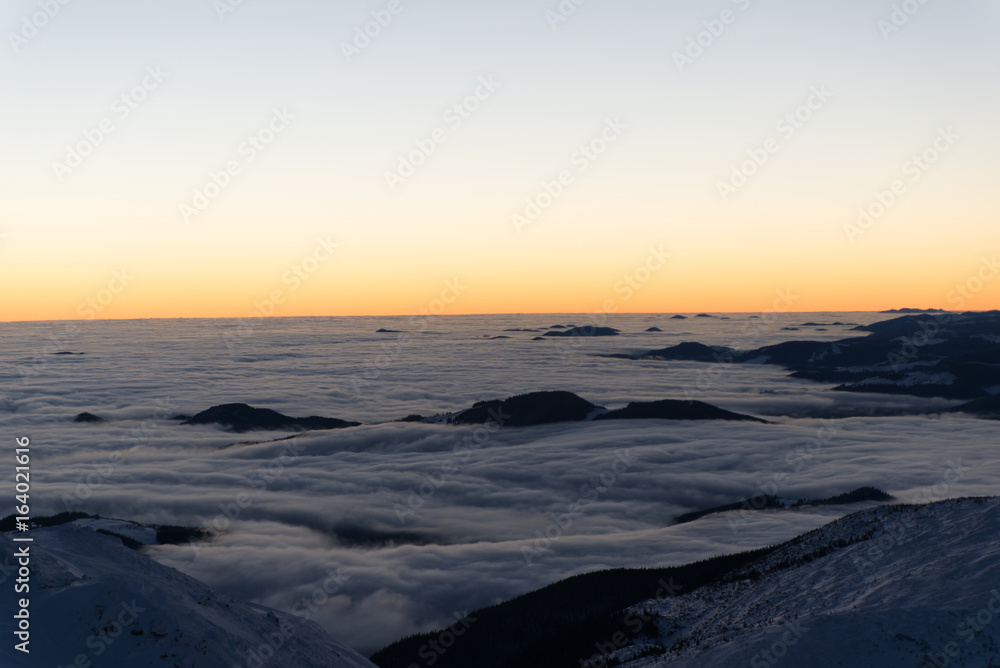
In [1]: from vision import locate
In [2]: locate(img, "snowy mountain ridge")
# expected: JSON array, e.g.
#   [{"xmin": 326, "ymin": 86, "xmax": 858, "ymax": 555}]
[
  {"xmin": 602, "ymin": 497, "xmax": 1000, "ymax": 668},
  {"xmin": 0, "ymin": 524, "xmax": 376, "ymax": 668}
]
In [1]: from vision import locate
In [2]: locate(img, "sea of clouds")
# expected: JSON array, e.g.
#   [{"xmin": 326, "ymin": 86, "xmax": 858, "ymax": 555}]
[{"xmin": 1, "ymin": 313, "xmax": 994, "ymax": 654}]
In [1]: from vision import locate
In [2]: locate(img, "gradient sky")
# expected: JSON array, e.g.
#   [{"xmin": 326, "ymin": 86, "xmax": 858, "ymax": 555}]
[{"xmin": 1, "ymin": 0, "xmax": 998, "ymax": 320}]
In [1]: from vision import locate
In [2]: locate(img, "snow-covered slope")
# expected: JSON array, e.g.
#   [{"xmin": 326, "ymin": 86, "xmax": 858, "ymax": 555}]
[
  {"xmin": 0, "ymin": 524, "xmax": 376, "ymax": 668},
  {"xmin": 607, "ymin": 497, "xmax": 1000, "ymax": 668}
]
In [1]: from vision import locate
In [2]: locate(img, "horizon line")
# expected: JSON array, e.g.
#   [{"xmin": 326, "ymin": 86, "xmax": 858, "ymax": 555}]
[{"xmin": 1, "ymin": 308, "xmax": 972, "ymax": 325}]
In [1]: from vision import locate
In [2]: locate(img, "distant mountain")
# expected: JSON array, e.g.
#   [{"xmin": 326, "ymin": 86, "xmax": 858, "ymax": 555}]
[
  {"xmin": 673, "ymin": 486, "xmax": 894, "ymax": 524},
  {"xmin": 593, "ymin": 399, "xmax": 767, "ymax": 423},
  {"xmin": 643, "ymin": 342, "xmax": 732, "ymax": 363},
  {"xmin": 629, "ymin": 311, "xmax": 1000, "ymax": 402},
  {"xmin": 879, "ymin": 308, "xmax": 946, "ymax": 313},
  {"xmin": 451, "ymin": 391, "xmax": 601, "ymax": 426},
  {"xmin": 0, "ymin": 524, "xmax": 376, "ymax": 668},
  {"xmin": 426, "ymin": 392, "xmax": 767, "ymax": 427},
  {"xmin": 950, "ymin": 394, "xmax": 1000, "ymax": 420},
  {"xmin": 121, "ymin": 391, "xmax": 769, "ymax": 436},
  {"xmin": 180, "ymin": 403, "xmax": 361, "ymax": 433},
  {"xmin": 543, "ymin": 326, "xmax": 620, "ymax": 337}
]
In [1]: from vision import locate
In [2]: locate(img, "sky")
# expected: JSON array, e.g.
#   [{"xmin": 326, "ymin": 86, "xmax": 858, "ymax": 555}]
[{"xmin": 1, "ymin": 0, "xmax": 998, "ymax": 320}]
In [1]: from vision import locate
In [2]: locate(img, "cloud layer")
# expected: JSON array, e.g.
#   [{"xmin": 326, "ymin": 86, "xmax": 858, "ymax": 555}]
[{"xmin": 2, "ymin": 313, "xmax": 993, "ymax": 654}]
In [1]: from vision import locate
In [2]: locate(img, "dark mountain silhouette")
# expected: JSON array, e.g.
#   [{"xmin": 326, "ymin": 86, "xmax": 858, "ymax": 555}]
[
  {"xmin": 543, "ymin": 326, "xmax": 619, "ymax": 337},
  {"xmin": 675, "ymin": 486, "xmax": 895, "ymax": 524},
  {"xmin": 950, "ymin": 394, "xmax": 1000, "ymax": 419},
  {"xmin": 628, "ymin": 311, "xmax": 1000, "ymax": 401},
  {"xmin": 74, "ymin": 412, "xmax": 105, "ymax": 423},
  {"xmin": 452, "ymin": 391, "xmax": 600, "ymax": 427},
  {"xmin": 879, "ymin": 308, "xmax": 945, "ymax": 313},
  {"xmin": 643, "ymin": 341, "xmax": 733, "ymax": 362},
  {"xmin": 181, "ymin": 403, "xmax": 360, "ymax": 433},
  {"xmin": 443, "ymin": 392, "xmax": 767, "ymax": 428},
  {"xmin": 178, "ymin": 393, "xmax": 770, "ymax": 433},
  {"xmin": 594, "ymin": 399, "xmax": 767, "ymax": 423}
]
